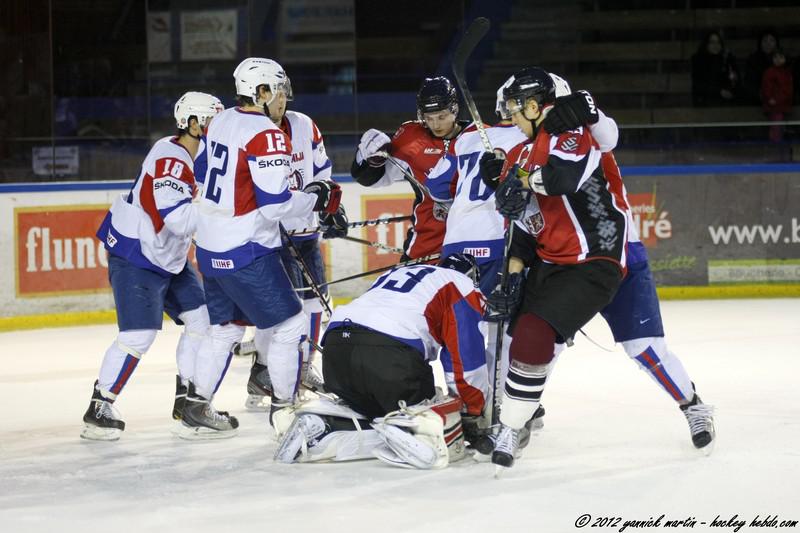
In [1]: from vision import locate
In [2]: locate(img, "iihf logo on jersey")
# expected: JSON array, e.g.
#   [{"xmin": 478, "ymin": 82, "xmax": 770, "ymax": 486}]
[{"xmin": 287, "ymin": 169, "xmax": 305, "ymax": 191}]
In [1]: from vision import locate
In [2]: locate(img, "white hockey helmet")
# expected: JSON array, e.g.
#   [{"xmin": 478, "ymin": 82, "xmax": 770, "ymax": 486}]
[
  {"xmin": 233, "ymin": 57, "xmax": 293, "ymax": 103},
  {"xmin": 549, "ymin": 72, "xmax": 572, "ymax": 98},
  {"xmin": 495, "ymin": 75, "xmax": 516, "ymax": 120},
  {"xmin": 174, "ymin": 91, "xmax": 224, "ymax": 130}
]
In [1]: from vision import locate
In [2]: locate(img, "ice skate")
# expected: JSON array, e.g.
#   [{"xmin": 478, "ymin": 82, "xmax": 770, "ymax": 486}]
[
  {"xmin": 491, "ymin": 424, "xmax": 520, "ymax": 475},
  {"xmin": 300, "ymin": 360, "xmax": 326, "ymax": 393},
  {"xmin": 81, "ymin": 381, "xmax": 125, "ymax": 441},
  {"xmin": 172, "ymin": 375, "xmax": 187, "ymax": 420},
  {"xmin": 681, "ymin": 394, "xmax": 715, "ymax": 454},
  {"xmin": 274, "ymin": 413, "xmax": 329, "ymax": 463},
  {"xmin": 245, "ymin": 359, "xmax": 273, "ymax": 411},
  {"xmin": 179, "ymin": 382, "xmax": 238, "ymax": 440}
]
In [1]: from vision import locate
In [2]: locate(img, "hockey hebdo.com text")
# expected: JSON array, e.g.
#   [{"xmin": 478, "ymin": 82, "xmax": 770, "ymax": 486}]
[
  {"xmin": 573, "ymin": 513, "xmax": 798, "ymax": 532},
  {"xmin": 708, "ymin": 218, "xmax": 800, "ymax": 246}
]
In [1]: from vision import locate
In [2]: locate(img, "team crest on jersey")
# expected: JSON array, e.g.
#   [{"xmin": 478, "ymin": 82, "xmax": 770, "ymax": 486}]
[
  {"xmin": 523, "ymin": 212, "xmax": 545, "ymax": 236},
  {"xmin": 559, "ymin": 137, "xmax": 579, "ymax": 152},
  {"xmin": 424, "ymin": 147, "xmax": 442, "ymax": 155},
  {"xmin": 287, "ymin": 169, "xmax": 305, "ymax": 190}
]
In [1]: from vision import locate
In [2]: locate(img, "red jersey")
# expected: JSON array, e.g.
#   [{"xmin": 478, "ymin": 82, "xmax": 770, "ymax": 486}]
[
  {"xmin": 389, "ymin": 121, "xmax": 459, "ymax": 259},
  {"xmin": 507, "ymin": 125, "xmax": 628, "ymax": 268}
]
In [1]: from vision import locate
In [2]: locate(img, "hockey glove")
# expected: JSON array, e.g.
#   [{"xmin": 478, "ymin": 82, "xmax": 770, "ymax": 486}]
[
  {"xmin": 304, "ymin": 180, "xmax": 342, "ymax": 214},
  {"xmin": 479, "ymin": 150, "xmax": 505, "ymax": 191},
  {"xmin": 485, "ymin": 271, "xmax": 524, "ymax": 321},
  {"xmin": 542, "ymin": 90, "xmax": 600, "ymax": 135},
  {"xmin": 494, "ymin": 173, "xmax": 529, "ymax": 220},
  {"xmin": 357, "ymin": 128, "xmax": 392, "ymax": 167},
  {"xmin": 319, "ymin": 205, "xmax": 349, "ymax": 239}
]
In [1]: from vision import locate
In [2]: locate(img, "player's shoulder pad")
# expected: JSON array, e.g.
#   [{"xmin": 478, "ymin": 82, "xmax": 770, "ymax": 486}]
[{"xmin": 393, "ymin": 120, "xmax": 425, "ymax": 141}]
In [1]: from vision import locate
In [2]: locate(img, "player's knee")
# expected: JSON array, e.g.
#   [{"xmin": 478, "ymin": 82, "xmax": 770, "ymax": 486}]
[
  {"xmin": 623, "ymin": 336, "xmax": 668, "ymax": 367},
  {"xmin": 212, "ymin": 323, "xmax": 246, "ymax": 348},
  {"xmin": 302, "ymin": 298, "xmax": 324, "ymax": 315},
  {"xmin": 180, "ymin": 305, "xmax": 210, "ymax": 336},
  {"xmin": 272, "ymin": 312, "xmax": 306, "ymax": 345},
  {"xmin": 117, "ymin": 329, "xmax": 158, "ymax": 357},
  {"xmin": 510, "ymin": 313, "xmax": 557, "ymax": 365}
]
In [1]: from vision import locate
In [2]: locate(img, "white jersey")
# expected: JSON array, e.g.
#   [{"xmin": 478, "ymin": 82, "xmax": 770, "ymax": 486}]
[
  {"xmin": 428, "ymin": 123, "xmax": 527, "ymax": 247},
  {"xmin": 194, "ymin": 107, "xmax": 317, "ymax": 276},
  {"xmin": 279, "ymin": 110, "xmax": 332, "ymax": 239},
  {"xmin": 98, "ymin": 136, "xmax": 196, "ymax": 275},
  {"xmin": 326, "ymin": 265, "xmax": 489, "ymax": 415}
]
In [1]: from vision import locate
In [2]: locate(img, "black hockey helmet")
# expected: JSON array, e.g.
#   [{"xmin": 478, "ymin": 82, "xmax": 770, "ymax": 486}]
[
  {"xmin": 502, "ymin": 67, "xmax": 556, "ymax": 115},
  {"xmin": 439, "ymin": 253, "xmax": 480, "ymax": 286},
  {"xmin": 416, "ymin": 76, "xmax": 459, "ymax": 121}
]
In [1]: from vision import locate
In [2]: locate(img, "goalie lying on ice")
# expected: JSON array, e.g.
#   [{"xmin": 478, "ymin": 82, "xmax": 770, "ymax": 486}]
[{"xmin": 273, "ymin": 253, "xmax": 487, "ymax": 469}]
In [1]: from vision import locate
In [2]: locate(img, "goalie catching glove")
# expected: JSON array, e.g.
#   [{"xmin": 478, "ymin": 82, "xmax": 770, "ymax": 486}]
[
  {"xmin": 542, "ymin": 90, "xmax": 599, "ymax": 135},
  {"xmin": 319, "ymin": 205, "xmax": 349, "ymax": 239},
  {"xmin": 303, "ymin": 180, "xmax": 342, "ymax": 214},
  {"xmin": 357, "ymin": 128, "xmax": 392, "ymax": 167}
]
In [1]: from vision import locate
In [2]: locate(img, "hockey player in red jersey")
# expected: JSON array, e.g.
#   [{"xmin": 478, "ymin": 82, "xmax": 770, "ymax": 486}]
[
  {"xmin": 482, "ymin": 67, "xmax": 628, "ymax": 469},
  {"xmin": 272, "ymin": 254, "xmax": 488, "ymax": 469},
  {"xmin": 350, "ymin": 77, "xmax": 467, "ymax": 260}
]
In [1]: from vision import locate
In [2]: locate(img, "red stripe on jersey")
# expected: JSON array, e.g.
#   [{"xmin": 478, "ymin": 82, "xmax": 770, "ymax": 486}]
[
  {"xmin": 139, "ymin": 173, "xmax": 164, "ymax": 232},
  {"xmin": 234, "ymin": 148, "xmax": 257, "ymax": 216},
  {"xmin": 246, "ymin": 129, "xmax": 292, "ymax": 156},
  {"xmin": 601, "ymin": 152, "xmax": 629, "ymax": 212},
  {"xmin": 424, "ymin": 282, "xmax": 485, "ymax": 415},
  {"xmin": 311, "ymin": 120, "xmax": 323, "ymax": 145}
]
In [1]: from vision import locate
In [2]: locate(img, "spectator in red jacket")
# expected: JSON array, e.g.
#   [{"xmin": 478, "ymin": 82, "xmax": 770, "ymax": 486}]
[{"xmin": 761, "ymin": 50, "xmax": 794, "ymax": 142}]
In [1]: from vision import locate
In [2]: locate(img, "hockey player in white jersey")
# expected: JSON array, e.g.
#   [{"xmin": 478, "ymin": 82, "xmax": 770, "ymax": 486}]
[
  {"xmin": 82, "ymin": 92, "xmax": 223, "ymax": 441},
  {"xmin": 273, "ymin": 254, "xmax": 488, "ymax": 469},
  {"xmin": 193, "ymin": 57, "xmax": 344, "ymax": 430},
  {"xmin": 231, "ymin": 62, "xmax": 345, "ymax": 411}
]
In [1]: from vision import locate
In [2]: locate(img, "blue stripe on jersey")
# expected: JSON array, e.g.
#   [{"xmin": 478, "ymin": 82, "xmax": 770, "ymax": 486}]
[
  {"xmin": 255, "ymin": 185, "xmax": 291, "ymax": 207},
  {"xmin": 157, "ymin": 197, "xmax": 191, "ymax": 220},
  {"xmin": 195, "ymin": 240, "xmax": 277, "ymax": 277},
  {"xmin": 98, "ymin": 217, "xmax": 172, "ymax": 277},
  {"xmin": 324, "ymin": 320, "xmax": 426, "ymax": 355},
  {"xmin": 440, "ymin": 298, "xmax": 485, "ymax": 373},
  {"xmin": 313, "ymin": 159, "xmax": 332, "ymax": 177},
  {"xmin": 427, "ymin": 154, "xmax": 458, "ymax": 202}
]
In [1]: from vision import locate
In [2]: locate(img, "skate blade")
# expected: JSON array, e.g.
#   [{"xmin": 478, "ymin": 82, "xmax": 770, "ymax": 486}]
[
  {"xmin": 80, "ymin": 424, "xmax": 122, "ymax": 441},
  {"xmin": 174, "ymin": 422, "xmax": 238, "ymax": 441},
  {"xmin": 245, "ymin": 395, "xmax": 270, "ymax": 412},
  {"xmin": 696, "ymin": 436, "xmax": 716, "ymax": 457},
  {"xmin": 493, "ymin": 464, "xmax": 509, "ymax": 479}
]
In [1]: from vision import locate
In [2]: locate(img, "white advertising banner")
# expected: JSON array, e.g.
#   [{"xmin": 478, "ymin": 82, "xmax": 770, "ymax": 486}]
[
  {"xmin": 147, "ymin": 11, "xmax": 172, "ymax": 63},
  {"xmin": 180, "ymin": 10, "xmax": 237, "ymax": 61}
]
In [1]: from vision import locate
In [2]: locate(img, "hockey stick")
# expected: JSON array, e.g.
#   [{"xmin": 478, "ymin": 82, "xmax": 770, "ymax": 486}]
[
  {"xmin": 452, "ymin": 17, "xmax": 492, "ymax": 152},
  {"xmin": 286, "ymin": 215, "xmax": 412, "ymax": 237},
  {"xmin": 342, "ymin": 235, "xmax": 404, "ymax": 254},
  {"xmin": 319, "ymin": 254, "xmax": 440, "ymax": 288},
  {"xmin": 378, "ymin": 152, "xmax": 433, "ymax": 199},
  {"xmin": 452, "ymin": 17, "xmax": 509, "ymax": 448},
  {"xmin": 279, "ymin": 224, "xmax": 333, "ymax": 317}
]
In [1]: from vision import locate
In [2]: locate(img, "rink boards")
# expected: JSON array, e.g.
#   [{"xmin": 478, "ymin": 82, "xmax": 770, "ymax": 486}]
[{"xmin": 1, "ymin": 165, "xmax": 798, "ymax": 329}]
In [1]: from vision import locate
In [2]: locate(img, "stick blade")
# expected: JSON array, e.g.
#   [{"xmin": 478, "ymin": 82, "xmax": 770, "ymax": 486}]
[{"xmin": 453, "ymin": 17, "xmax": 491, "ymax": 77}]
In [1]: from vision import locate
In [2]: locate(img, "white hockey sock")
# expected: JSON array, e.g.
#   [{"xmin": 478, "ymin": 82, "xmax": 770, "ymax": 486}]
[
  {"xmin": 175, "ymin": 305, "xmax": 210, "ymax": 385},
  {"xmin": 265, "ymin": 312, "xmax": 305, "ymax": 401},
  {"xmin": 499, "ymin": 360, "xmax": 554, "ymax": 429},
  {"xmin": 193, "ymin": 323, "xmax": 244, "ymax": 399},
  {"xmin": 97, "ymin": 329, "xmax": 157, "ymax": 399},
  {"xmin": 623, "ymin": 336, "xmax": 694, "ymax": 403},
  {"xmin": 302, "ymin": 298, "xmax": 324, "ymax": 363}
]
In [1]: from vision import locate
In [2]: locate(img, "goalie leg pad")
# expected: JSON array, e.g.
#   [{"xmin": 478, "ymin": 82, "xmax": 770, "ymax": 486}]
[
  {"xmin": 274, "ymin": 397, "xmax": 377, "ymax": 463},
  {"xmin": 372, "ymin": 396, "xmax": 466, "ymax": 469}
]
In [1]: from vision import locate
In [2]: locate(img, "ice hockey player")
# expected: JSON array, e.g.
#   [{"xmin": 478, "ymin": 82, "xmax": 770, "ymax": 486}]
[
  {"xmin": 350, "ymin": 76, "xmax": 468, "ymax": 260},
  {"xmin": 478, "ymin": 67, "xmax": 628, "ymax": 469},
  {"xmin": 192, "ymin": 57, "xmax": 345, "ymax": 432},
  {"xmin": 273, "ymin": 254, "xmax": 489, "ymax": 469},
  {"xmin": 225, "ymin": 60, "xmax": 346, "ymax": 411},
  {"xmin": 82, "ymin": 92, "xmax": 223, "ymax": 441},
  {"xmin": 485, "ymin": 72, "xmax": 715, "ymax": 462}
]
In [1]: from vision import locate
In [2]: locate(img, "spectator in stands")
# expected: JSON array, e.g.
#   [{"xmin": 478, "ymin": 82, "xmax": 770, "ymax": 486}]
[
  {"xmin": 744, "ymin": 30, "xmax": 780, "ymax": 105},
  {"xmin": 691, "ymin": 31, "xmax": 739, "ymax": 107},
  {"xmin": 761, "ymin": 49, "xmax": 793, "ymax": 143}
]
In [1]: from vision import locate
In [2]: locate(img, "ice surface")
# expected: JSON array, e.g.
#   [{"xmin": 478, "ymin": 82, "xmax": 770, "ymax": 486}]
[{"xmin": 1, "ymin": 299, "xmax": 798, "ymax": 532}]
